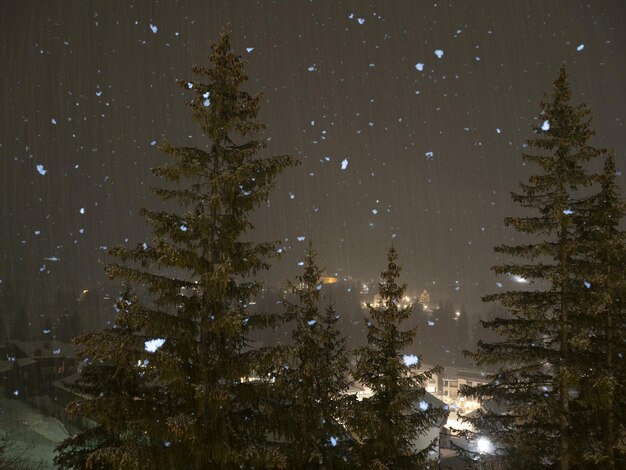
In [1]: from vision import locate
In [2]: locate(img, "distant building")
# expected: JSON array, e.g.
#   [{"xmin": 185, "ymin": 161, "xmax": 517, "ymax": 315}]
[
  {"xmin": 0, "ymin": 339, "xmax": 77, "ymax": 422},
  {"xmin": 425, "ymin": 370, "xmax": 440, "ymax": 395},
  {"xmin": 320, "ymin": 275, "xmax": 338, "ymax": 284},
  {"xmin": 437, "ymin": 366, "xmax": 489, "ymax": 415}
]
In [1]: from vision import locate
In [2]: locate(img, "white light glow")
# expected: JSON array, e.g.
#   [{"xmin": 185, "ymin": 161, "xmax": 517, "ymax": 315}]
[
  {"xmin": 510, "ymin": 274, "xmax": 530, "ymax": 284},
  {"xmin": 477, "ymin": 437, "xmax": 493, "ymax": 454}
]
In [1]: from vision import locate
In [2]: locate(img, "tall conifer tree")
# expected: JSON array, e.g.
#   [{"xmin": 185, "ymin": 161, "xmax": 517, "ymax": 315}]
[
  {"xmin": 350, "ymin": 247, "xmax": 444, "ymax": 469},
  {"xmin": 571, "ymin": 153, "xmax": 626, "ymax": 467},
  {"xmin": 462, "ymin": 67, "xmax": 611, "ymax": 469},
  {"xmin": 274, "ymin": 244, "xmax": 353, "ymax": 468},
  {"xmin": 55, "ymin": 30, "xmax": 297, "ymax": 469}
]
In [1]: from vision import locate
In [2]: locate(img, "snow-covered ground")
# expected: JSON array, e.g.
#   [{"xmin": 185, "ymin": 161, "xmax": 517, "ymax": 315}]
[{"xmin": 0, "ymin": 393, "xmax": 71, "ymax": 468}]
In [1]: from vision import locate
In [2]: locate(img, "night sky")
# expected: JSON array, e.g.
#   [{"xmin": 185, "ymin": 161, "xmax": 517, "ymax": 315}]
[{"xmin": 1, "ymin": 0, "xmax": 625, "ymax": 319}]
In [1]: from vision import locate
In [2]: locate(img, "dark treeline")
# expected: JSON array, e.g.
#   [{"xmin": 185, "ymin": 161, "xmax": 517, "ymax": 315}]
[
  {"xmin": 1, "ymin": 29, "xmax": 625, "ymax": 470},
  {"xmin": 1, "ymin": 279, "xmax": 479, "ymax": 368},
  {"xmin": 1, "ymin": 290, "xmax": 104, "ymax": 344},
  {"xmin": 253, "ymin": 285, "xmax": 482, "ymax": 369}
]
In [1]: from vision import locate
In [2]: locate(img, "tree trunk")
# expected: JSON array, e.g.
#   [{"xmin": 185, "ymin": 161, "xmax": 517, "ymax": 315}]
[
  {"xmin": 559, "ymin": 217, "xmax": 570, "ymax": 470},
  {"xmin": 605, "ymin": 274, "xmax": 615, "ymax": 469}
]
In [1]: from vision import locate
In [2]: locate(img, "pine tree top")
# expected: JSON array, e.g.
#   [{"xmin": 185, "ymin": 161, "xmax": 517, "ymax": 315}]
[{"xmin": 530, "ymin": 65, "xmax": 593, "ymax": 149}]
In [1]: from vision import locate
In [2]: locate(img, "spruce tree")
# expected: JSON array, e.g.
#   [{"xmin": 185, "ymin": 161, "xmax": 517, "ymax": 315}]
[
  {"xmin": 572, "ymin": 153, "xmax": 626, "ymax": 467},
  {"xmin": 274, "ymin": 244, "xmax": 353, "ymax": 469},
  {"xmin": 55, "ymin": 30, "xmax": 297, "ymax": 469},
  {"xmin": 350, "ymin": 247, "xmax": 444, "ymax": 469},
  {"xmin": 462, "ymin": 66, "xmax": 611, "ymax": 469},
  {"xmin": 55, "ymin": 291, "xmax": 168, "ymax": 469}
]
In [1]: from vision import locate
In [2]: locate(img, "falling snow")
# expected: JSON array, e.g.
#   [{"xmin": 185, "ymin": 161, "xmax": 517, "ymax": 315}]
[
  {"xmin": 0, "ymin": 8, "xmax": 623, "ymax": 449},
  {"xmin": 144, "ymin": 338, "xmax": 166, "ymax": 352},
  {"xmin": 403, "ymin": 354, "xmax": 419, "ymax": 367}
]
